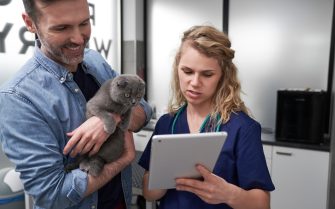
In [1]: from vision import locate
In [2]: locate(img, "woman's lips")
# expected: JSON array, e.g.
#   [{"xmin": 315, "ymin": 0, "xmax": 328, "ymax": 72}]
[{"xmin": 186, "ymin": 90, "xmax": 201, "ymax": 98}]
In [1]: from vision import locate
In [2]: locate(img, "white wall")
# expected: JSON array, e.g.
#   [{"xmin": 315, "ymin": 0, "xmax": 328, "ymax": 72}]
[
  {"xmin": 147, "ymin": 0, "xmax": 333, "ymax": 132},
  {"xmin": 88, "ymin": 0, "xmax": 121, "ymax": 72},
  {"xmin": 229, "ymin": 0, "xmax": 333, "ymax": 131},
  {"xmin": 329, "ymin": 73, "xmax": 335, "ymax": 208},
  {"xmin": 146, "ymin": 0, "xmax": 223, "ymax": 117},
  {"xmin": 0, "ymin": 1, "xmax": 33, "ymax": 86},
  {"xmin": 122, "ymin": 0, "xmax": 145, "ymax": 76},
  {"xmin": 123, "ymin": 0, "xmax": 144, "ymax": 41}
]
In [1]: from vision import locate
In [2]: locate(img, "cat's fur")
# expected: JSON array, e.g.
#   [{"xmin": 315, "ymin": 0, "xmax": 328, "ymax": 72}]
[{"xmin": 66, "ymin": 74, "xmax": 146, "ymax": 176}]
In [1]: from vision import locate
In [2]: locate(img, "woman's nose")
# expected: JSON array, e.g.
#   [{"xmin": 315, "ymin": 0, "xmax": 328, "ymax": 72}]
[{"xmin": 190, "ymin": 74, "xmax": 200, "ymax": 86}]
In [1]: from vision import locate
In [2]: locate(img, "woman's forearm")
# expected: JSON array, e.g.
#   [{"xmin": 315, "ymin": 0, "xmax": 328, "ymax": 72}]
[
  {"xmin": 227, "ymin": 186, "xmax": 270, "ymax": 209},
  {"xmin": 142, "ymin": 171, "xmax": 167, "ymax": 201}
]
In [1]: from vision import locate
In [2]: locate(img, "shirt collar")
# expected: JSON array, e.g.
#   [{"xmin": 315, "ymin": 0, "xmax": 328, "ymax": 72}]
[{"xmin": 33, "ymin": 39, "xmax": 75, "ymax": 83}]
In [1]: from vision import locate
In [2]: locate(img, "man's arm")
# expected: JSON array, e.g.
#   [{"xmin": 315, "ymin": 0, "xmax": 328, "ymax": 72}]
[
  {"xmin": 83, "ymin": 131, "xmax": 135, "ymax": 196},
  {"xmin": 128, "ymin": 104, "xmax": 147, "ymax": 132},
  {"xmin": 129, "ymin": 97, "xmax": 153, "ymax": 132}
]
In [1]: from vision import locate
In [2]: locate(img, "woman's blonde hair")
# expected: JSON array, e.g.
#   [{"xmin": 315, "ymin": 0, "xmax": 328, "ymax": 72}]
[{"xmin": 167, "ymin": 25, "xmax": 250, "ymax": 123}]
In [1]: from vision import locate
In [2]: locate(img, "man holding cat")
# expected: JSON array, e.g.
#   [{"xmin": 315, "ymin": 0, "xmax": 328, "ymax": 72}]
[{"xmin": 0, "ymin": 0, "xmax": 152, "ymax": 209}]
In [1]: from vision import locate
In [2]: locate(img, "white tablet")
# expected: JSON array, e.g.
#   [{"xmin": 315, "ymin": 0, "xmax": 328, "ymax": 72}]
[{"xmin": 148, "ymin": 132, "xmax": 227, "ymax": 190}]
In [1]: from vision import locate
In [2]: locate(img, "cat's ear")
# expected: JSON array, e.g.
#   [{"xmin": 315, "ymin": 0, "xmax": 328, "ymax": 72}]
[{"xmin": 117, "ymin": 79, "xmax": 128, "ymax": 88}]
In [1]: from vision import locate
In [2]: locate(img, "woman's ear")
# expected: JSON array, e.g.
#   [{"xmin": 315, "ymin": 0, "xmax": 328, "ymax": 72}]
[{"xmin": 22, "ymin": 12, "xmax": 36, "ymax": 33}]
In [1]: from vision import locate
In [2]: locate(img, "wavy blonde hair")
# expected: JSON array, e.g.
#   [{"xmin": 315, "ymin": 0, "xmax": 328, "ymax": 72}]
[{"xmin": 168, "ymin": 25, "xmax": 250, "ymax": 124}]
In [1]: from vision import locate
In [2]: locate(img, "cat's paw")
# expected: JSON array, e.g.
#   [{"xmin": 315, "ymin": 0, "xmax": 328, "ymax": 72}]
[
  {"xmin": 79, "ymin": 158, "xmax": 105, "ymax": 177},
  {"xmin": 85, "ymin": 111, "xmax": 93, "ymax": 119},
  {"xmin": 104, "ymin": 124, "xmax": 116, "ymax": 134},
  {"xmin": 79, "ymin": 159, "xmax": 91, "ymax": 173},
  {"xmin": 89, "ymin": 163, "xmax": 104, "ymax": 177}
]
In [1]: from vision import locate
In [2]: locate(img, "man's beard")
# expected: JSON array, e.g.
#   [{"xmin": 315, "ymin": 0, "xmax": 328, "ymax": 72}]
[{"xmin": 38, "ymin": 35, "xmax": 89, "ymax": 67}]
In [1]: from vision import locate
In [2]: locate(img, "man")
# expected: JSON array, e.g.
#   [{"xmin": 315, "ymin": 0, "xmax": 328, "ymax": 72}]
[{"xmin": 0, "ymin": 0, "xmax": 152, "ymax": 208}]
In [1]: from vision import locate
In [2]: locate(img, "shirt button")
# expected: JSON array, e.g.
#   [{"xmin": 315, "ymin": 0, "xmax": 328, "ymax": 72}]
[
  {"xmin": 91, "ymin": 205, "xmax": 96, "ymax": 209},
  {"xmin": 74, "ymin": 88, "xmax": 80, "ymax": 93},
  {"xmin": 60, "ymin": 77, "xmax": 66, "ymax": 83}
]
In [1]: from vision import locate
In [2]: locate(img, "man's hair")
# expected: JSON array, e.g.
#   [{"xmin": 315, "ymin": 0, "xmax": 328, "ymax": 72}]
[{"xmin": 22, "ymin": 0, "xmax": 56, "ymax": 22}]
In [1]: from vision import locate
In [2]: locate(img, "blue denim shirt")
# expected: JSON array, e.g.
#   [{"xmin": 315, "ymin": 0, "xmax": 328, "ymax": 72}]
[{"xmin": 0, "ymin": 41, "xmax": 152, "ymax": 209}]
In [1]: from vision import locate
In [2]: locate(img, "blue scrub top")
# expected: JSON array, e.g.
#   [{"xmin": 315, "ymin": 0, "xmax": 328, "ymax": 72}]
[{"xmin": 138, "ymin": 108, "xmax": 275, "ymax": 209}]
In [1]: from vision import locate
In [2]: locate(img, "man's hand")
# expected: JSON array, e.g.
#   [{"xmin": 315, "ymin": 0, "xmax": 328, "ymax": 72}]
[{"xmin": 63, "ymin": 115, "xmax": 121, "ymax": 157}]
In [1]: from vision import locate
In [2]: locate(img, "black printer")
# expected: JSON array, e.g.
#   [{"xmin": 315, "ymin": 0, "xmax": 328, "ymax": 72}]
[{"xmin": 275, "ymin": 89, "xmax": 328, "ymax": 144}]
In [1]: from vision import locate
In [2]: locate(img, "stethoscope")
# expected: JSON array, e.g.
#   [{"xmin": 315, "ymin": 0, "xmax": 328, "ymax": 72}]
[{"xmin": 171, "ymin": 104, "xmax": 221, "ymax": 134}]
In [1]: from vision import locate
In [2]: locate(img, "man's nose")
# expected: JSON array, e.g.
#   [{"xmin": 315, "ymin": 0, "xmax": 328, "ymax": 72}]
[{"xmin": 70, "ymin": 28, "xmax": 85, "ymax": 45}]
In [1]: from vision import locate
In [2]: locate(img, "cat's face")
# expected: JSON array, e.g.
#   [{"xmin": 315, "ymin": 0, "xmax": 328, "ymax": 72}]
[{"xmin": 111, "ymin": 74, "xmax": 146, "ymax": 106}]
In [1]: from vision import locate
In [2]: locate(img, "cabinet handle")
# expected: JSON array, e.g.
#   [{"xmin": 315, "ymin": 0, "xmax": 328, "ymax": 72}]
[
  {"xmin": 276, "ymin": 151, "xmax": 292, "ymax": 156},
  {"xmin": 137, "ymin": 134, "xmax": 147, "ymax": 138}
]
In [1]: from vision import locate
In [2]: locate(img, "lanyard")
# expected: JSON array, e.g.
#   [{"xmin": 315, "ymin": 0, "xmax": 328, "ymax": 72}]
[{"xmin": 171, "ymin": 104, "xmax": 221, "ymax": 134}]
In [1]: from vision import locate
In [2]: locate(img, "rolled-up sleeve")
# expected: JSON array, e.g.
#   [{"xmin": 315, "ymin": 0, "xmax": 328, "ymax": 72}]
[
  {"xmin": 0, "ymin": 92, "xmax": 88, "ymax": 209},
  {"xmin": 139, "ymin": 98, "xmax": 153, "ymax": 125},
  {"xmin": 65, "ymin": 169, "xmax": 88, "ymax": 204}
]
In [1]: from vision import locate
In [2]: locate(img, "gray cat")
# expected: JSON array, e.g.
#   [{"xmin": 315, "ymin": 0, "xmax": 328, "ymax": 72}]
[{"xmin": 66, "ymin": 74, "xmax": 146, "ymax": 176}]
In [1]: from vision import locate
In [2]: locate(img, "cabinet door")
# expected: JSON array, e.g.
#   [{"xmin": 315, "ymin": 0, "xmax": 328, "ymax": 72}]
[
  {"xmin": 263, "ymin": 145, "xmax": 273, "ymax": 176},
  {"xmin": 133, "ymin": 130, "xmax": 153, "ymax": 151},
  {"xmin": 271, "ymin": 146, "xmax": 329, "ymax": 209}
]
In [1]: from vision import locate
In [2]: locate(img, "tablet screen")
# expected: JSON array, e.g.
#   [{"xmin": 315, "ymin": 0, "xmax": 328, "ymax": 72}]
[{"xmin": 148, "ymin": 132, "xmax": 227, "ymax": 190}]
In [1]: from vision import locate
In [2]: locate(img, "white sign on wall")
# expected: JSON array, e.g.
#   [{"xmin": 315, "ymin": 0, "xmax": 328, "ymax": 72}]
[{"xmin": 0, "ymin": 0, "xmax": 121, "ymax": 85}]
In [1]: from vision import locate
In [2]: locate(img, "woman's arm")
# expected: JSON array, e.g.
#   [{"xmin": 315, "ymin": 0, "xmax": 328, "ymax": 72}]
[
  {"xmin": 175, "ymin": 164, "xmax": 270, "ymax": 209},
  {"xmin": 142, "ymin": 171, "xmax": 167, "ymax": 201},
  {"xmin": 227, "ymin": 187, "xmax": 270, "ymax": 209}
]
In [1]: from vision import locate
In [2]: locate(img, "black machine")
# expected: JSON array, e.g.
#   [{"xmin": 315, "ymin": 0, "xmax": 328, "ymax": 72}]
[{"xmin": 275, "ymin": 89, "xmax": 328, "ymax": 144}]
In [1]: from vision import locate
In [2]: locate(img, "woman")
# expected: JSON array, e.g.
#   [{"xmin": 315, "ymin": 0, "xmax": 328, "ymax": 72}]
[{"xmin": 138, "ymin": 25, "xmax": 275, "ymax": 209}]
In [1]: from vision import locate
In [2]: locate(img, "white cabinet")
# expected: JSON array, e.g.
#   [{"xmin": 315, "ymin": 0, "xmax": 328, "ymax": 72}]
[
  {"xmin": 0, "ymin": 147, "xmax": 13, "ymax": 169},
  {"xmin": 133, "ymin": 130, "xmax": 153, "ymax": 151},
  {"xmin": 270, "ymin": 146, "xmax": 329, "ymax": 209},
  {"xmin": 263, "ymin": 145, "xmax": 273, "ymax": 175},
  {"xmin": 132, "ymin": 130, "xmax": 157, "ymax": 209}
]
